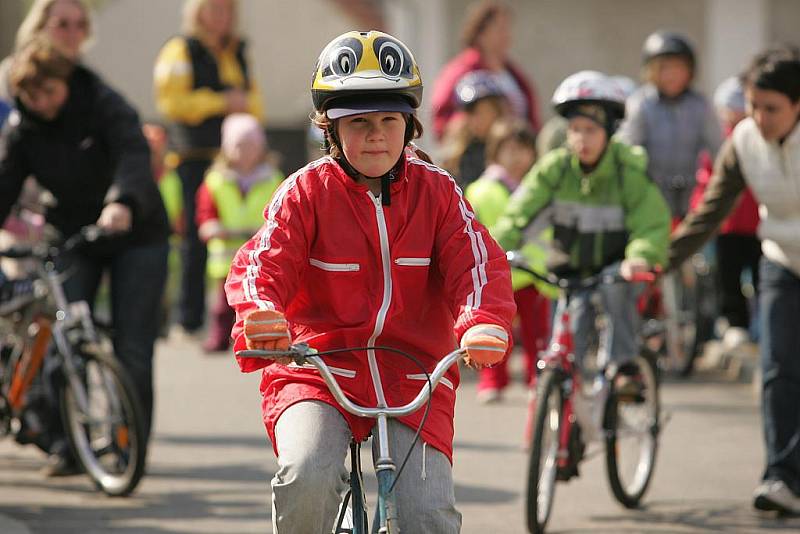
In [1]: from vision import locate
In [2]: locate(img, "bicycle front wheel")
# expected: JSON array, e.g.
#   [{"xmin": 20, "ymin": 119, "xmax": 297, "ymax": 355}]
[
  {"xmin": 60, "ymin": 334, "xmax": 146, "ymax": 497},
  {"xmin": 604, "ymin": 351, "xmax": 659, "ymax": 508},
  {"xmin": 526, "ymin": 369, "xmax": 563, "ymax": 534}
]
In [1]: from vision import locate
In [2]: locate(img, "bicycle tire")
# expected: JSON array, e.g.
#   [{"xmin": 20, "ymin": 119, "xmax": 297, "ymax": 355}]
[
  {"xmin": 604, "ymin": 350, "xmax": 659, "ymax": 508},
  {"xmin": 526, "ymin": 369, "xmax": 563, "ymax": 534},
  {"xmin": 59, "ymin": 333, "xmax": 146, "ymax": 497}
]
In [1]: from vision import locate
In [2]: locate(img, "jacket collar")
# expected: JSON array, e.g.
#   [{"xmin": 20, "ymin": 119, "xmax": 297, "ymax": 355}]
[
  {"xmin": 328, "ymin": 153, "xmax": 410, "ymax": 194},
  {"xmin": 569, "ymin": 141, "xmax": 618, "ymax": 180}
]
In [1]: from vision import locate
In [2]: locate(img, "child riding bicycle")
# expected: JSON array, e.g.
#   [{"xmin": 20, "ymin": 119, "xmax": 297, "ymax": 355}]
[
  {"xmin": 493, "ymin": 70, "xmax": 670, "ymax": 387},
  {"xmin": 224, "ymin": 30, "xmax": 515, "ymax": 533}
]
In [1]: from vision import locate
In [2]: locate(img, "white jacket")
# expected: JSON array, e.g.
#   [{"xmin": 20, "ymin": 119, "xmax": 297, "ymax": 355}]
[{"xmin": 733, "ymin": 118, "xmax": 800, "ymax": 277}]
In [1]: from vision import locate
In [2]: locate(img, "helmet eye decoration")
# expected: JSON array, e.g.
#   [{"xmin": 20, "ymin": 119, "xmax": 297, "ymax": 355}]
[
  {"xmin": 321, "ymin": 37, "xmax": 364, "ymax": 80},
  {"xmin": 374, "ymin": 36, "xmax": 413, "ymax": 80}
]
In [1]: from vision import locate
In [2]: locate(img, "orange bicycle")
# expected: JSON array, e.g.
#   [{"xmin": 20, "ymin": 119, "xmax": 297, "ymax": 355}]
[{"xmin": 0, "ymin": 227, "xmax": 146, "ymax": 496}]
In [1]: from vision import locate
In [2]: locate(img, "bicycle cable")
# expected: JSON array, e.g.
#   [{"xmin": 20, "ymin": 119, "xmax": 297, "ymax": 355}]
[{"xmin": 311, "ymin": 345, "xmax": 434, "ymax": 493}]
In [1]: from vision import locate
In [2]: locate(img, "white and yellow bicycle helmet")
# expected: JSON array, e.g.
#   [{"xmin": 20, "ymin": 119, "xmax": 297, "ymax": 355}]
[{"xmin": 311, "ymin": 30, "xmax": 423, "ymax": 115}]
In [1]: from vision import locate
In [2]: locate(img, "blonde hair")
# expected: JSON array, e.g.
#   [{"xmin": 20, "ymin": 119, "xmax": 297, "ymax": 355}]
[
  {"xmin": 182, "ymin": 0, "xmax": 239, "ymax": 44},
  {"xmin": 10, "ymin": 36, "xmax": 75, "ymax": 94},
  {"xmin": 15, "ymin": 0, "xmax": 93, "ymax": 52}
]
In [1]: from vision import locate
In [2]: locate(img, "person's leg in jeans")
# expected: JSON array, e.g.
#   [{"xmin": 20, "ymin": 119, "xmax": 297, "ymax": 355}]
[
  {"xmin": 176, "ymin": 158, "xmax": 211, "ymax": 331},
  {"xmin": 110, "ymin": 240, "xmax": 169, "ymax": 444},
  {"xmin": 758, "ymin": 258, "xmax": 800, "ymax": 496},
  {"xmin": 717, "ymin": 234, "xmax": 751, "ymax": 329},
  {"xmin": 272, "ymin": 400, "xmax": 351, "ymax": 534},
  {"xmin": 375, "ymin": 421, "xmax": 461, "ymax": 533},
  {"xmin": 597, "ymin": 268, "xmax": 640, "ymax": 370},
  {"xmin": 565, "ymin": 288, "xmax": 595, "ymax": 370}
]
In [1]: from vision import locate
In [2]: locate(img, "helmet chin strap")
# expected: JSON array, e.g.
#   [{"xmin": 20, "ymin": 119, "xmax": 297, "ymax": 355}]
[{"xmin": 334, "ymin": 153, "xmax": 401, "ymax": 206}]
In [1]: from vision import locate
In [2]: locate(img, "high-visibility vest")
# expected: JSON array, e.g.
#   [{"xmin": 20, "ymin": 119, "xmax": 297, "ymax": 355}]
[
  {"xmin": 158, "ymin": 169, "xmax": 183, "ymax": 229},
  {"xmin": 205, "ymin": 167, "xmax": 283, "ymax": 279},
  {"xmin": 465, "ymin": 176, "xmax": 557, "ymax": 298}
]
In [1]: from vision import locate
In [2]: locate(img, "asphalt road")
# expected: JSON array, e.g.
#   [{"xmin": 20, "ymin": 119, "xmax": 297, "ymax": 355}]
[{"xmin": 1, "ymin": 334, "xmax": 799, "ymax": 533}]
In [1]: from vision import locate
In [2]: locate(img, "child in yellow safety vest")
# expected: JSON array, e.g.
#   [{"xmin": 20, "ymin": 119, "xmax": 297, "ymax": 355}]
[
  {"xmin": 143, "ymin": 123, "xmax": 184, "ymax": 338},
  {"xmin": 464, "ymin": 119, "xmax": 554, "ymax": 403},
  {"xmin": 196, "ymin": 113, "xmax": 283, "ymax": 352}
]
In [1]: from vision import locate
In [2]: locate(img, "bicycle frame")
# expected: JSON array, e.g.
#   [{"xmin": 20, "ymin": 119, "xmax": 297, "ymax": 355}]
[
  {"xmin": 237, "ymin": 344, "xmax": 466, "ymax": 534},
  {"xmin": 1, "ymin": 231, "xmax": 113, "ymax": 428}
]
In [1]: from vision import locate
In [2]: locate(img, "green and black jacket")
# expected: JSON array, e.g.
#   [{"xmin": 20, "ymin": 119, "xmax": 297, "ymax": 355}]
[{"xmin": 493, "ymin": 140, "xmax": 670, "ymax": 277}]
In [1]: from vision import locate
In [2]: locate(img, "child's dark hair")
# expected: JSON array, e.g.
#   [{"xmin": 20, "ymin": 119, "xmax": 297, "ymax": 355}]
[
  {"xmin": 741, "ymin": 45, "xmax": 800, "ymax": 103},
  {"xmin": 310, "ymin": 111, "xmax": 424, "ymax": 158},
  {"xmin": 485, "ymin": 118, "xmax": 536, "ymax": 164}
]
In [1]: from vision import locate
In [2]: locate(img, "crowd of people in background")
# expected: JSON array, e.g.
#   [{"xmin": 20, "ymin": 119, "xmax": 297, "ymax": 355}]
[{"xmin": 0, "ymin": 0, "xmax": 799, "ymax": 518}]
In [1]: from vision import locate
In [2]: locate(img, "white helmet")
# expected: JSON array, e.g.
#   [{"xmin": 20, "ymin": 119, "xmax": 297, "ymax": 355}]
[
  {"xmin": 713, "ymin": 76, "xmax": 745, "ymax": 113},
  {"xmin": 552, "ymin": 70, "xmax": 627, "ymax": 120}
]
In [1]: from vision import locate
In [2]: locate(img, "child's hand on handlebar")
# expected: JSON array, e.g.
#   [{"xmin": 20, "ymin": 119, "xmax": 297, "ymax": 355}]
[
  {"xmin": 460, "ymin": 324, "xmax": 509, "ymax": 369},
  {"xmin": 244, "ymin": 310, "xmax": 293, "ymax": 364}
]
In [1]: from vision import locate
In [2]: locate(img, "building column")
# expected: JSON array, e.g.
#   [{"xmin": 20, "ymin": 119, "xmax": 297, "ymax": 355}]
[
  {"xmin": 384, "ymin": 0, "xmax": 448, "ymax": 152},
  {"xmin": 705, "ymin": 0, "xmax": 768, "ymax": 90}
]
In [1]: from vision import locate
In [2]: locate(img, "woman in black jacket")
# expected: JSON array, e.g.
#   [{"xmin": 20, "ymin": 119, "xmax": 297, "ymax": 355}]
[{"xmin": 0, "ymin": 37, "xmax": 168, "ymax": 474}]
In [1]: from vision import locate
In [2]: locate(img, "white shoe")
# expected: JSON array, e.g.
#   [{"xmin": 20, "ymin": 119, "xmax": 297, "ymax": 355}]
[
  {"xmin": 723, "ymin": 327, "xmax": 750, "ymax": 351},
  {"xmin": 753, "ymin": 480, "xmax": 800, "ymax": 514}
]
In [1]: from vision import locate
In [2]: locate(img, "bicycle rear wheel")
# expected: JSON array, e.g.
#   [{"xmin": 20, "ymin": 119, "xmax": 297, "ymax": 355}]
[
  {"xmin": 59, "ymin": 334, "xmax": 146, "ymax": 497},
  {"xmin": 526, "ymin": 369, "xmax": 563, "ymax": 534},
  {"xmin": 604, "ymin": 351, "xmax": 659, "ymax": 508}
]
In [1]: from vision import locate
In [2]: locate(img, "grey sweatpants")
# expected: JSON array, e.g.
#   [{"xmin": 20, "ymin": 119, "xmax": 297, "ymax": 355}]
[{"xmin": 271, "ymin": 400, "xmax": 462, "ymax": 533}]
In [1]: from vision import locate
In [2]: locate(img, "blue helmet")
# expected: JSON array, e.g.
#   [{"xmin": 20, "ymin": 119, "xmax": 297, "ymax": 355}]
[{"xmin": 454, "ymin": 70, "xmax": 506, "ymax": 109}]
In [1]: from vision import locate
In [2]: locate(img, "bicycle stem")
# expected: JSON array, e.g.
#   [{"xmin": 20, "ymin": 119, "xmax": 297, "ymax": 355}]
[{"xmin": 374, "ymin": 413, "xmax": 400, "ymax": 533}]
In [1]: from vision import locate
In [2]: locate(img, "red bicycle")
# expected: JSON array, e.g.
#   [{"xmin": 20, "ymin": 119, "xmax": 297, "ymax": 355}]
[{"xmin": 507, "ymin": 252, "xmax": 662, "ymax": 534}]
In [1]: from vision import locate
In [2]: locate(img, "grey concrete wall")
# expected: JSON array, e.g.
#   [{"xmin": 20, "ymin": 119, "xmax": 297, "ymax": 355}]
[
  {"xmin": 81, "ymin": 0, "xmax": 358, "ymax": 126},
  {"xmin": 441, "ymin": 0, "xmax": 708, "ymax": 123},
  {"xmin": 0, "ymin": 2, "xmax": 27, "ymax": 57},
  {"xmin": 769, "ymin": 0, "xmax": 800, "ymax": 49}
]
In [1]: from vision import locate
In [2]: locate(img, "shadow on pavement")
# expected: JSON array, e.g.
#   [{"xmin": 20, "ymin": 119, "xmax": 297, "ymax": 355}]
[
  {"xmin": 148, "ymin": 461, "xmax": 273, "ymax": 483},
  {"xmin": 154, "ymin": 433, "xmax": 269, "ymax": 449},
  {"xmin": 551, "ymin": 499, "xmax": 800, "ymax": 533},
  {"xmin": 0, "ymin": 481, "xmax": 270, "ymax": 533}
]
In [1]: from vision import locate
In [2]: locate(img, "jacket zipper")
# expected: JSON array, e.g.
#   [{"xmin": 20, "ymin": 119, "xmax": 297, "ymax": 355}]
[{"xmin": 366, "ymin": 192, "xmax": 391, "ymax": 407}]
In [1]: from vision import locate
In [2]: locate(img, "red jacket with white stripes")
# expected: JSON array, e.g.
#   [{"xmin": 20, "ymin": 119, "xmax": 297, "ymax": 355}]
[{"xmin": 225, "ymin": 154, "xmax": 515, "ymax": 461}]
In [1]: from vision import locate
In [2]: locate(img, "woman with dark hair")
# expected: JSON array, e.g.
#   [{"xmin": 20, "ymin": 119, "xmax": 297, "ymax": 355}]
[
  {"xmin": 430, "ymin": 0, "xmax": 540, "ymax": 141},
  {"xmin": 0, "ymin": 37, "xmax": 169, "ymax": 475},
  {"xmin": 670, "ymin": 46, "xmax": 800, "ymax": 515}
]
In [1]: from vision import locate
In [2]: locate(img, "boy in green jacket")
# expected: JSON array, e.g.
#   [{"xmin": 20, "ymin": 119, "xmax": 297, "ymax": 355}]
[{"xmin": 493, "ymin": 71, "xmax": 670, "ymax": 374}]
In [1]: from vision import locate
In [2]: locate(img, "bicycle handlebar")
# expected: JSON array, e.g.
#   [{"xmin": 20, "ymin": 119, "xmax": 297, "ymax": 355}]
[
  {"xmin": 236, "ymin": 343, "xmax": 467, "ymax": 418},
  {"xmin": 506, "ymin": 250, "xmax": 658, "ymax": 290},
  {"xmin": 0, "ymin": 226, "xmax": 115, "ymax": 260}
]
